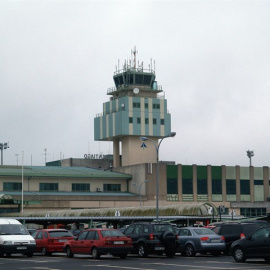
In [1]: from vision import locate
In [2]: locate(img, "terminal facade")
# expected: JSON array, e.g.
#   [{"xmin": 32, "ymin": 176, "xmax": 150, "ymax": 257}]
[{"xmin": 0, "ymin": 50, "xmax": 269, "ymax": 219}]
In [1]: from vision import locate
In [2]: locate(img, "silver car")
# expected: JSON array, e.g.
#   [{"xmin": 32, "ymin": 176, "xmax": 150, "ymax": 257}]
[{"xmin": 176, "ymin": 227, "xmax": 226, "ymax": 256}]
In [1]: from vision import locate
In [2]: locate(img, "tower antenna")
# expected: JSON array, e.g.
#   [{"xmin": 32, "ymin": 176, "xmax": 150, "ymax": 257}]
[{"xmin": 132, "ymin": 46, "xmax": 138, "ymax": 69}]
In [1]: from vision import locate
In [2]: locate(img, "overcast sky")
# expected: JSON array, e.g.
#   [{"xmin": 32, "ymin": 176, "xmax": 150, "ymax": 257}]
[{"xmin": 1, "ymin": 0, "xmax": 269, "ymax": 167}]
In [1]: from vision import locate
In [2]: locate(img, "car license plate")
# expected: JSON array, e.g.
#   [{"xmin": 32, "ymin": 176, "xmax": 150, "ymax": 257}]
[
  {"xmin": 155, "ymin": 247, "xmax": 165, "ymax": 250},
  {"xmin": 114, "ymin": 241, "xmax": 124, "ymax": 244},
  {"xmin": 211, "ymin": 239, "xmax": 220, "ymax": 243},
  {"xmin": 59, "ymin": 239, "xmax": 67, "ymax": 242},
  {"xmin": 17, "ymin": 246, "xmax": 27, "ymax": 250}
]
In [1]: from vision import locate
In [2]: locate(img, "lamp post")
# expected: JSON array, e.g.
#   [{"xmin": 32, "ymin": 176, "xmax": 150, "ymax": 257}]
[
  {"xmin": 133, "ymin": 180, "xmax": 148, "ymax": 207},
  {"xmin": 140, "ymin": 132, "xmax": 176, "ymax": 221},
  {"xmin": 0, "ymin": 142, "xmax": 9, "ymax": 165},
  {"xmin": 246, "ymin": 150, "xmax": 254, "ymax": 166}
]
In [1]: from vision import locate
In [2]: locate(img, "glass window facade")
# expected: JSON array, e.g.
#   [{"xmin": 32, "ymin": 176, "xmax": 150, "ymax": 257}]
[
  {"xmin": 240, "ymin": 180, "xmax": 250, "ymax": 195},
  {"xmin": 182, "ymin": 165, "xmax": 193, "ymax": 194},
  {"xmin": 167, "ymin": 165, "xmax": 178, "ymax": 194},
  {"xmin": 197, "ymin": 166, "xmax": 207, "ymax": 194},
  {"xmin": 226, "ymin": 179, "xmax": 236, "ymax": 195},
  {"xmin": 72, "ymin": 183, "xmax": 90, "ymax": 192},
  {"xmin": 39, "ymin": 183, "xmax": 58, "ymax": 192},
  {"xmin": 240, "ymin": 208, "xmax": 266, "ymax": 217},
  {"xmin": 3, "ymin": 182, "xmax": 22, "ymax": 191},
  {"xmin": 103, "ymin": 184, "xmax": 121, "ymax": 192}
]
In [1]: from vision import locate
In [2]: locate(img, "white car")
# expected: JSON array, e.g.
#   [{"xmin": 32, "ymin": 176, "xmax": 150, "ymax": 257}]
[{"xmin": 0, "ymin": 218, "xmax": 36, "ymax": 257}]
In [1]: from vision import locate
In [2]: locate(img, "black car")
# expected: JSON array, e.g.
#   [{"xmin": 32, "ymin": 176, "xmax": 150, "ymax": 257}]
[
  {"xmin": 123, "ymin": 222, "xmax": 177, "ymax": 257},
  {"xmin": 212, "ymin": 222, "xmax": 263, "ymax": 253},
  {"xmin": 230, "ymin": 225, "xmax": 270, "ymax": 262}
]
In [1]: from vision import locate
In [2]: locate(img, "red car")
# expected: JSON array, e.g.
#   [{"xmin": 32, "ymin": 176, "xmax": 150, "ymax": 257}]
[
  {"xmin": 35, "ymin": 229, "xmax": 74, "ymax": 256},
  {"xmin": 63, "ymin": 228, "xmax": 133, "ymax": 259}
]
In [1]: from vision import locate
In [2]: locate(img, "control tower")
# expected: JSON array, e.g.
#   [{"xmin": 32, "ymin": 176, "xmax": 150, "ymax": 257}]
[{"xmin": 94, "ymin": 48, "xmax": 172, "ymax": 167}]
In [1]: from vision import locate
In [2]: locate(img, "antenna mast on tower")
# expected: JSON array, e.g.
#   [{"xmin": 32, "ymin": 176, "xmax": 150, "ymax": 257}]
[{"xmin": 132, "ymin": 46, "xmax": 138, "ymax": 69}]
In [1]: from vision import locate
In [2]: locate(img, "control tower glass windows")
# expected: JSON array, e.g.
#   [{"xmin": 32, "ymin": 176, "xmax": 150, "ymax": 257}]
[
  {"xmin": 153, "ymin": 118, "xmax": 157, "ymax": 125},
  {"xmin": 137, "ymin": 118, "xmax": 141, "ymax": 124},
  {"xmin": 145, "ymin": 118, "xmax": 149, "ymax": 124},
  {"xmin": 129, "ymin": 117, "xmax": 133, "ymax": 124},
  {"xmin": 153, "ymin": 103, "xmax": 160, "ymax": 109},
  {"xmin": 160, "ymin": 119, "xmax": 164, "ymax": 125},
  {"xmin": 145, "ymin": 103, "xmax": 148, "ymax": 109},
  {"xmin": 133, "ymin": 102, "xmax": 140, "ymax": 108}
]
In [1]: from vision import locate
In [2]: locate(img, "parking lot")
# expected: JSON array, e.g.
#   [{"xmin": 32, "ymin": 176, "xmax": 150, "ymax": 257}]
[{"xmin": 1, "ymin": 253, "xmax": 270, "ymax": 270}]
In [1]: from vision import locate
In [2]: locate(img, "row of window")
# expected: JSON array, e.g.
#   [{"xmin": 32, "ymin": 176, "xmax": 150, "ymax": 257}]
[
  {"xmin": 133, "ymin": 102, "xmax": 160, "ymax": 109},
  {"xmin": 168, "ymin": 178, "xmax": 264, "ymax": 195},
  {"xmin": 2, "ymin": 182, "xmax": 121, "ymax": 192},
  {"xmin": 129, "ymin": 117, "xmax": 164, "ymax": 125}
]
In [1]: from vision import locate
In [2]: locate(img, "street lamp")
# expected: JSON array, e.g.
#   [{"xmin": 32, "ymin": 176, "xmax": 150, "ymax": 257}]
[
  {"xmin": 246, "ymin": 150, "xmax": 254, "ymax": 166},
  {"xmin": 0, "ymin": 142, "xmax": 9, "ymax": 165},
  {"xmin": 140, "ymin": 132, "xmax": 176, "ymax": 221},
  {"xmin": 133, "ymin": 180, "xmax": 149, "ymax": 207}
]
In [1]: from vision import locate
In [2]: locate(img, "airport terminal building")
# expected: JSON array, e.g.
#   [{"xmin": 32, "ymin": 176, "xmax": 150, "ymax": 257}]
[{"xmin": 0, "ymin": 50, "xmax": 269, "ymax": 219}]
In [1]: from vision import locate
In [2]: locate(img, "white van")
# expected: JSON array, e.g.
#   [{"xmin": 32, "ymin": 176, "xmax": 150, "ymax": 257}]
[{"xmin": 0, "ymin": 218, "xmax": 36, "ymax": 257}]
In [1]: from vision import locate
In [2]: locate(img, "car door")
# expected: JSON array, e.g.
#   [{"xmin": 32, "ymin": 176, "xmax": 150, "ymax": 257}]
[
  {"xmin": 246, "ymin": 227, "xmax": 270, "ymax": 257},
  {"xmin": 72, "ymin": 231, "xmax": 88, "ymax": 253},
  {"xmin": 178, "ymin": 229, "xmax": 192, "ymax": 252},
  {"xmin": 85, "ymin": 230, "xmax": 98, "ymax": 254},
  {"xmin": 35, "ymin": 231, "xmax": 44, "ymax": 252},
  {"xmin": 123, "ymin": 225, "xmax": 136, "ymax": 249}
]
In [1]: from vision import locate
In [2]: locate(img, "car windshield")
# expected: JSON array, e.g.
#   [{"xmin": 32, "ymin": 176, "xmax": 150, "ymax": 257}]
[
  {"xmin": 193, "ymin": 228, "xmax": 216, "ymax": 235},
  {"xmin": 153, "ymin": 225, "xmax": 174, "ymax": 233},
  {"xmin": 101, "ymin": 230, "xmax": 125, "ymax": 237},
  {"xmin": 0, "ymin": 224, "xmax": 29, "ymax": 235},
  {"xmin": 48, "ymin": 230, "xmax": 73, "ymax": 238}
]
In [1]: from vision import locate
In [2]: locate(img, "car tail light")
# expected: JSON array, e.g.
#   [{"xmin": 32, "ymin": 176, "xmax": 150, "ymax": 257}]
[
  {"xmin": 200, "ymin": 237, "xmax": 209, "ymax": 242},
  {"xmin": 127, "ymin": 239, "xmax": 133, "ymax": 244},
  {"xmin": 220, "ymin": 236, "xmax": 225, "ymax": 241},
  {"xmin": 149, "ymin": 233, "xmax": 154, "ymax": 240},
  {"xmin": 240, "ymin": 233, "xmax": 245, "ymax": 239},
  {"xmin": 103, "ymin": 240, "xmax": 113, "ymax": 245}
]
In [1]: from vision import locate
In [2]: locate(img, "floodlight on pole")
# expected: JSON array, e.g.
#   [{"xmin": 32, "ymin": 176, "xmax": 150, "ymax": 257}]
[
  {"xmin": 0, "ymin": 142, "xmax": 9, "ymax": 165},
  {"xmin": 246, "ymin": 150, "xmax": 254, "ymax": 166},
  {"xmin": 140, "ymin": 132, "xmax": 176, "ymax": 221},
  {"xmin": 133, "ymin": 179, "xmax": 148, "ymax": 207}
]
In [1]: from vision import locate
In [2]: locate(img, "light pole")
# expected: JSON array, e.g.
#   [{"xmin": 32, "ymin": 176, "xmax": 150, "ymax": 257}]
[
  {"xmin": 0, "ymin": 142, "xmax": 9, "ymax": 165},
  {"xmin": 246, "ymin": 150, "xmax": 254, "ymax": 166},
  {"xmin": 133, "ymin": 180, "xmax": 148, "ymax": 207},
  {"xmin": 140, "ymin": 132, "xmax": 176, "ymax": 221}
]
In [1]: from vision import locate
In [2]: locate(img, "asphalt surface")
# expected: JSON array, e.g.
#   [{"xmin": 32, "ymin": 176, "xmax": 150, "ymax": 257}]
[{"xmin": 0, "ymin": 253, "xmax": 270, "ymax": 270}]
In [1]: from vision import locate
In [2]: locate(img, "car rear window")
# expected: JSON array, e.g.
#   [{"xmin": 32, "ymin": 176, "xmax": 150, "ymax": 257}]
[
  {"xmin": 101, "ymin": 230, "xmax": 125, "ymax": 237},
  {"xmin": 194, "ymin": 228, "xmax": 216, "ymax": 235},
  {"xmin": 153, "ymin": 224, "xmax": 174, "ymax": 233},
  {"xmin": 48, "ymin": 230, "xmax": 73, "ymax": 238}
]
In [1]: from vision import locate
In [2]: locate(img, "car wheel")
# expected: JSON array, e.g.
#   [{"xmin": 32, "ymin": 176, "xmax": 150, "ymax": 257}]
[
  {"xmin": 232, "ymin": 246, "xmax": 246, "ymax": 262},
  {"xmin": 26, "ymin": 252, "xmax": 33, "ymax": 257},
  {"xmin": 66, "ymin": 246, "xmax": 74, "ymax": 258},
  {"xmin": 120, "ymin": 253, "xmax": 127, "ymax": 259},
  {"xmin": 185, "ymin": 244, "xmax": 196, "ymax": 257},
  {"xmin": 91, "ymin": 247, "xmax": 100, "ymax": 259},
  {"xmin": 138, "ymin": 243, "xmax": 148, "ymax": 258},
  {"xmin": 41, "ymin": 247, "xmax": 51, "ymax": 256}
]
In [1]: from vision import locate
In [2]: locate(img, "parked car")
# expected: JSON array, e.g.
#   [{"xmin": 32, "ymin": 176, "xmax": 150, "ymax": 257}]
[
  {"xmin": 63, "ymin": 228, "xmax": 133, "ymax": 259},
  {"xmin": 212, "ymin": 222, "xmax": 263, "ymax": 254},
  {"xmin": 230, "ymin": 225, "xmax": 270, "ymax": 262},
  {"xmin": 123, "ymin": 222, "xmax": 177, "ymax": 258},
  {"xmin": 34, "ymin": 229, "xmax": 74, "ymax": 256},
  {"xmin": 176, "ymin": 227, "xmax": 225, "ymax": 256},
  {"xmin": 0, "ymin": 219, "xmax": 36, "ymax": 257}
]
